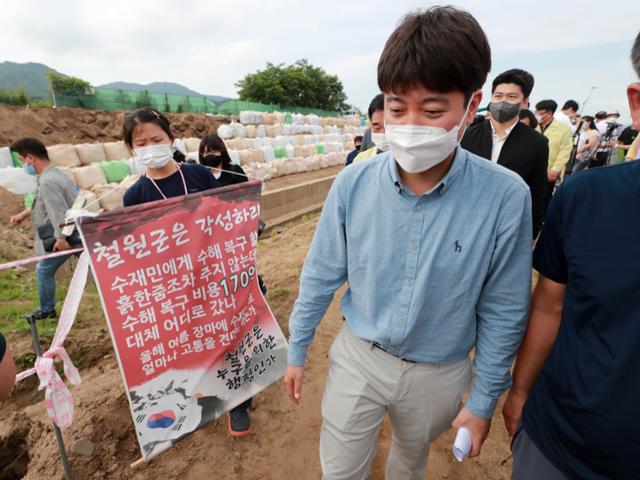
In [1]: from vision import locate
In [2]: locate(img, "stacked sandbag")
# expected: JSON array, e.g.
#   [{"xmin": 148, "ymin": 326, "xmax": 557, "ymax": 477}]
[
  {"xmin": 47, "ymin": 144, "xmax": 82, "ymax": 168},
  {"xmin": 77, "ymin": 189, "xmax": 101, "ymax": 213},
  {"xmin": 183, "ymin": 138, "xmax": 201, "ymax": 153},
  {"xmin": 173, "ymin": 139, "xmax": 187, "ymax": 154},
  {"xmin": 72, "ymin": 165, "xmax": 107, "ymax": 190},
  {"xmin": 99, "ymin": 160, "xmax": 130, "ymax": 183},
  {"xmin": 75, "ymin": 143, "xmax": 107, "ymax": 166},
  {"xmin": 239, "ymin": 111, "xmax": 265, "ymax": 125},
  {"xmin": 102, "ymin": 141, "xmax": 130, "ymax": 161},
  {"xmin": 91, "ymin": 175, "xmax": 139, "ymax": 212},
  {"xmin": 0, "ymin": 147, "xmax": 13, "ymax": 168},
  {"xmin": 245, "ymin": 125, "xmax": 257, "ymax": 139},
  {"xmin": 0, "ymin": 166, "xmax": 37, "ymax": 194}
]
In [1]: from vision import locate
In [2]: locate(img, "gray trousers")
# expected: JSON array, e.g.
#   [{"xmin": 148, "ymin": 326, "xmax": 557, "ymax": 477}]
[
  {"xmin": 320, "ymin": 325, "xmax": 472, "ymax": 480},
  {"xmin": 512, "ymin": 426, "xmax": 568, "ymax": 480}
]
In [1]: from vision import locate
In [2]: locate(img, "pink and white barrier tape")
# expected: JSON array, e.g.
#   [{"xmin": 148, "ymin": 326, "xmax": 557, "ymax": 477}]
[
  {"xmin": 0, "ymin": 248, "xmax": 84, "ymax": 272},
  {"xmin": 15, "ymin": 251, "xmax": 89, "ymax": 429}
]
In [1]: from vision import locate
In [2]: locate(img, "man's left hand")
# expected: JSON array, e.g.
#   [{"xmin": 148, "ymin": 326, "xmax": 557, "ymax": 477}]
[
  {"xmin": 53, "ymin": 238, "xmax": 71, "ymax": 252},
  {"xmin": 547, "ymin": 170, "xmax": 559, "ymax": 182},
  {"xmin": 452, "ymin": 406, "xmax": 491, "ymax": 458}
]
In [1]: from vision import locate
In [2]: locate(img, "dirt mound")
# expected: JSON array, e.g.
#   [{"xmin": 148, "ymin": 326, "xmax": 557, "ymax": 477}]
[{"xmin": 0, "ymin": 105, "xmax": 232, "ymax": 146}]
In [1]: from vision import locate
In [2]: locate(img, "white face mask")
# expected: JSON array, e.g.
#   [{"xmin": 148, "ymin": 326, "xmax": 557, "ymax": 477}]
[
  {"xmin": 134, "ymin": 143, "xmax": 173, "ymax": 169},
  {"xmin": 385, "ymin": 97, "xmax": 474, "ymax": 173},
  {"xmin": 371, "ymin": 132, "xmax": 389, "ymax": 152}
]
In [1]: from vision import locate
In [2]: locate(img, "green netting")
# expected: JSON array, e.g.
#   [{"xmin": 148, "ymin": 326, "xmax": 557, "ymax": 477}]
[
  {"xmin": 57, "ymin": 87, "xmax": 345, "ymax": 118},
  {"xmin": 217, "ymin": 99, "xmax": 342, "ymax": 118},
  {"xmin": 11, "ymin": 151, "xmax": 21, "ymax": 167},
  {"xmin": 217, "ymin": 100, "xmax": 281, "ymax": 115},
  {"xmin": 99, "ymin": 160, "xmax": 130, "ymax": 183},
  {"xmin": 24, "ymin": 192, "xmax": 35, "ymax": 209},
  {"xmin": 274, "ymin": 146, "xmax": 287, "ymax": 159},
  {"xmin": 315, "ymin": 143, "xmax": 325, "ymax": 154},
  {"xmin": 57, "ymin": 87, "xmax": 218, "ymax": 114}
]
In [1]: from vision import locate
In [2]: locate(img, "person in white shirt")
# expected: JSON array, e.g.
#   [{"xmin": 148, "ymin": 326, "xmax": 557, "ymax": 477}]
[{"xmin": 554, "ymin": 100, "xmax": 579, "ymax": 134}]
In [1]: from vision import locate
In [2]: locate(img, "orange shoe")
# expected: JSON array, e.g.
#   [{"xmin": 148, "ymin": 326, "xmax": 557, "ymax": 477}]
[{"xmin": 227, "ymin": 406, "xmax": 252, "ymax": 437}]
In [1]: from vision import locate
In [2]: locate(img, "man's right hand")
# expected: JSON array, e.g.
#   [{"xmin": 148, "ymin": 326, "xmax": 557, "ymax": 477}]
[
  {"xmin": 10, "ymin": 212, "xmax": 26, "ymax": 226},
  {"xmin": 502, "ymin": 389, "xmax": 528, "ymax": 438},
  {"xmin": 284, "ymin": 365, "xmax": 304, "ymax": 405}
]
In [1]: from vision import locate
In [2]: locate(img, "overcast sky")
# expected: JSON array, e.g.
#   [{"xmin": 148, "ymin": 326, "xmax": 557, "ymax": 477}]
[{"xmin": 1, "ymin": 0, "xmax": 638, "ymax": 122}]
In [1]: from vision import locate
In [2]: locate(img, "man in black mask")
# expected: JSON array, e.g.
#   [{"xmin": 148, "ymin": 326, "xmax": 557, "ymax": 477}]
[{"xmin": 462, "ymin": 69, "xmax": 548, "ymax": 239}]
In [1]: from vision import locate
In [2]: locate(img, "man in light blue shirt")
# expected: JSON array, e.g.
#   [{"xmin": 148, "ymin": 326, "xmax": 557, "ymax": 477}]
[{"xmin": 284, "ymin": 7, "xmax": 532, "ymax": 479}]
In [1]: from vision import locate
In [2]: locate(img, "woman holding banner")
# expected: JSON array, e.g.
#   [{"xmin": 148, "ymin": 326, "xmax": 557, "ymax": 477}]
[{"xmin": 122, "ymin": 108, "xmax": 253, "ymax": 437}]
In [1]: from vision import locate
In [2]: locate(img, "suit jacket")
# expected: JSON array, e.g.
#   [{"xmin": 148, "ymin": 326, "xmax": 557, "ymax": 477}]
[{"xmin": 461, "ymin": 119, "xmax": 549, "ymax": 238}]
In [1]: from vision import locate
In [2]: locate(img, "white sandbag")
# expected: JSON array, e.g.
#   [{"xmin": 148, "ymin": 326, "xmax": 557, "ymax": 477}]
[
  {"xmin": 228, "ymin": 150, "xmax": 240, "ymax": 166},
  {"xmin": 252, "ymin": 137, "xmax": 268, "ymax": 149},
  {"xmin": 265, "ymin": 125, "xmax": 276, "ymax": 137},
  {"xmin": 292, "ymin": 159, "xmax": 307, "ymax": 173},
  {"xmin": 72, "ymin": 165, "xmax": 107, "ymax": 190},
  {"xmin": 184, "ymin": 138, "xmax": 201, "ymax": 153},
  {"xmin": 120, "ymin": 174, "xmax": 140, "ymax": 189},
  {"xmin": 47, "ymin": 144, "xmax": 82, "ymax": 168},
  {"xmin": 320, "ymin": 154, "xmax": 331, "ymax": 169},
  {"xmin": 92, "ymin": 184, "xmax": 125, "ymax": 212},
  {"xmin": 256, "ymin": 125, "xmax": 266, "ymax": 138},
  {"xmin": 260, "ymin": 146, "xmax": 275, "ymax": 163},
  {"xmin": 273, "ymin": 124, "xmax": 283, "ymax": 137},
  {"xmin": 103, "ymin": 141, "xmax": 130, "ymax": 161},
  {"xmin": 285, "ymin": 145, "xmax": 295, "ymax": 159},
  {"xmin": 239, "ymin": 111, "xmax": 252, "ymax": 125},
  {"xmin": 173, "ymin": 139, "xmax": 187, "ymax": 154},
  {"xmin": 0, "ymin": 147, "xmax": 14, "ymax": 168},
  {"xmin": 249, "ymin": 149, "xmax": 264, "ymax": 163},
  {"xmin": 0, "ymin": 167, "xmax": 37, "ymax": 194},
  {"xmin": 77, "ymin": 189, "xmax": 101, "ymax": 213},
  {"xmin": 245, "ymin": 125, "xmax": 257, "ymax": 139},
  {"xmin": 238, "ymin": 150, "xmax": 252, "ymax": 166},
  {"xmin": 75, "ymin": 143, "xmax": 107, "ymax": 166},
  {"xmin": 218, "ymin": 124, "xmax": 233, "ymax": 139},
  {"xmin": 230, "ymin": 122, "xmax": 246, "ymax": 139}
]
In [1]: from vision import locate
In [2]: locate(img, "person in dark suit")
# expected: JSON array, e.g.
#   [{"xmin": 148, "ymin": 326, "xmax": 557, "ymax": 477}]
[{"xmin": 462, "ymin": 69, "xmax": 548, "ymax": 239}]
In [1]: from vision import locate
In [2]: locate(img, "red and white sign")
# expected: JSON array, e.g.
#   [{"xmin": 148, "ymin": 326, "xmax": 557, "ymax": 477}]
[{"xmin": 78, "ymin": 180, "xmax": 287, "ymax": 460}]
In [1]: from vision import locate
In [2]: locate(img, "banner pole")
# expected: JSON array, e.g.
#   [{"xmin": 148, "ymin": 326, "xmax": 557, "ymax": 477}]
[{"xmin": 27, "ymin": 317, "xmax": 74, "ymax": 480}]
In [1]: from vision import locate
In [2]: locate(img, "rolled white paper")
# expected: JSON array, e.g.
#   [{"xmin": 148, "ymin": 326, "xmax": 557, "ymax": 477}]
[{"xmin": 453, "ymin": 427, "xmax": 472, "ymax": 462}]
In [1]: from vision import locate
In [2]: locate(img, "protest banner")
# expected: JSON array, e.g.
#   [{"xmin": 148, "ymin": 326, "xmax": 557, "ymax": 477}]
[{"xmin": 77, "ymin": 180, "xmax": 287, "ymax": 461}]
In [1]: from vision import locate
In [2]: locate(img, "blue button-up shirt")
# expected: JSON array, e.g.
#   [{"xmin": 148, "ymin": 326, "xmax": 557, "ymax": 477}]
[{"xmin": 288, "ymin": 148, "xmax": 532, "ymax": 419}]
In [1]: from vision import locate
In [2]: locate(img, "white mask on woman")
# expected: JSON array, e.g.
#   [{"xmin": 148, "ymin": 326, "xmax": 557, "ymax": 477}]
[
  {"xmin": 385, "ymin": 97, "xmax": 474, "ymax": 173},
  {"xmin": 134, "ymin": 143, "xmax": 173, "ymax": 169}
]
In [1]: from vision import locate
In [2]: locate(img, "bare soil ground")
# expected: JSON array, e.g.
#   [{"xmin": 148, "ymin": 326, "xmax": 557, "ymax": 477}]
[
  {"xmin": 0, "ymin": 105, "xmax": 232, "ymax": 146},
  {"xmin": 0, "ymin": 183, "xmax": 515, "ymax": 480}
]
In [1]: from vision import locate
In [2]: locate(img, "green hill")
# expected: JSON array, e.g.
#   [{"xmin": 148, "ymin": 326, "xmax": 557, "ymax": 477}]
[
  {"xmin": 0, "ymin": 61, "xmax": 64, "ymax": 99},
  {"xmin": 99, "ymin": 81, "xmax": 233, "ymax": 104}
]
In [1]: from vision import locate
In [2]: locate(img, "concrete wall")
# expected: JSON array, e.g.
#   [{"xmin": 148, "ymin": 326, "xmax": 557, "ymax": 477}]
[{"xmin": 261, "ymin": 175, "xmax": 337, "ymax": 227}]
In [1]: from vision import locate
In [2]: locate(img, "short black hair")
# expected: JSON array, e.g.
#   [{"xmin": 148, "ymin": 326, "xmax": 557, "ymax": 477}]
[
  {"xmin": 491, "ymin": 69, "xmax": 534, "ymax": 98},
  {"xmin": 595, "ymin": 110, "xmax": 608, "ymax": 120},
  {"xmin": 123, "ymin": 107, "xmax": 174, "ymax": 151},
  {"xmin": 199, "ymin": 134, "xmax": 231, "ymax": 170},
  {"xmin": 535, "ymin": 99, "xmax": 558, "ymax": 114},
  {"xmin": 632, "ymin": 30, "xmax": 640, "ymax": 78},
  {"xmin": 10, "ymin": 137, "xmax": 49, "ymax": 161},
  {"xmin": 368, "ymin": 94, "xmax": 384, "ymax": 120},
  {"xmin": 354, "ymin": 135, "xmax": 363, "ymax": 144},
  {"xmin": 519, "ymin": 109, "xmax": 538, "ymax": 129},
  {"xmin": 378, "ymin": 5, "xmax": 491, "ymax": 101},
  {"xmin": 562, "ymin": 100, "xmax": 579, "ymax": 112}
]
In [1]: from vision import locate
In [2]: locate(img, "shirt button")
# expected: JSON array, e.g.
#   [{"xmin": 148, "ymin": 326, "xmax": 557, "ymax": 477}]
[
  {"xmin": 405, "ymin": 279, "xmax": 412, "ymax": 288},
  {"xmin": 399, "ymin": 315, "xmax": 406, "ymax": 322},
  {"xmin": 409, "ymin": 243, "xmax": 417, "ymax": 252},
  {"xmin": 415, "ymin": 205, "xmax": 423, "ymax": 212}
]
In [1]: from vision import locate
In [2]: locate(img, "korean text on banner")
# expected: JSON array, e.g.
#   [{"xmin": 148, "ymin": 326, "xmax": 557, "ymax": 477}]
[{"xmin": 77, "ymin": 180, "xmax": 287, "ymax": 460}]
